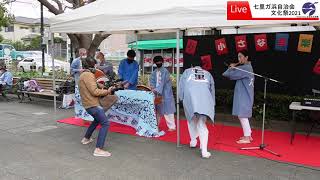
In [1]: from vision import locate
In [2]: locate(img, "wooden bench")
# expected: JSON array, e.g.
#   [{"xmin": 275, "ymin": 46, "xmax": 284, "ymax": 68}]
[{"xmin": 16, "ymin": 78, "xmax": 67, "ymax": 103}]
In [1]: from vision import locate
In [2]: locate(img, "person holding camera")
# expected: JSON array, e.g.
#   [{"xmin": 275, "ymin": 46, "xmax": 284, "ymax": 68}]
[{"xmin": 79, "ymin": 57, "xmax": 115, "ymax": 157}]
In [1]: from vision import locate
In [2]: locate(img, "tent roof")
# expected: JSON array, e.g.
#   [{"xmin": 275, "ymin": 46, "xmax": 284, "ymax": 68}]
[
  {"xmin": 49, "ymin": 0, "xmax": 320, "ymax": 34},
  {"xmin": 128, "ymin": 39, "xmax": 183, "ymax": 50}
]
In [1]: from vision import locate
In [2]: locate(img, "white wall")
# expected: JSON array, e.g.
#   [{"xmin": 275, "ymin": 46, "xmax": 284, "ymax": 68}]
[
  {"xmin": 0, "ymin": 24, "xmax": 49, "ymax": 42},
  {"xmin": 99, "ymin": 34, "xmax": 129, "ymax": 60}
]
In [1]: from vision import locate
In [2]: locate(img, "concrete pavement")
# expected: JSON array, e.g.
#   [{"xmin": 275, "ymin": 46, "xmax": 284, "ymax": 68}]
[{"xmin": 0, "ymin": 97, "xmax": 319, "ymax": 180}]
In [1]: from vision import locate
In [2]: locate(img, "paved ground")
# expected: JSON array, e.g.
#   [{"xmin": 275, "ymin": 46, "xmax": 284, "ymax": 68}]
[{"xmin": 0, "ymin": 96, "xmax": 319, "ymax": 180}]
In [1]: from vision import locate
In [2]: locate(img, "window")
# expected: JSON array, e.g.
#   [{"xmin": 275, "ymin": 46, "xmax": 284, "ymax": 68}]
[
  {"xmin": 4, "ymin": 26, "xmax": 14, "ymax": 32},
  {"xmin": 24, "ymin": 59, "xmax": 34, "ymax": 62},
  {"xmin": 0, "ymin": 45, "xmax": 2, "ymax": 50}
]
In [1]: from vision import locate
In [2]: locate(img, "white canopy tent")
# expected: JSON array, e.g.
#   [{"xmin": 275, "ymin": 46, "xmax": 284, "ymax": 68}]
[
  {"xmin": 50, "ymin": 0, "xmax": 319, "ymax": 33},
  {"xmin": 49, "ymin": 0, "xmax": 320, "ymax": 146}
]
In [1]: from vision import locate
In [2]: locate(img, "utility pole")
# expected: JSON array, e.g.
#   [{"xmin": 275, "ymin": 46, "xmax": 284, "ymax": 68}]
[{"xmin": 40, "ymin": 3, "xmax": 45, "ymax": 74}]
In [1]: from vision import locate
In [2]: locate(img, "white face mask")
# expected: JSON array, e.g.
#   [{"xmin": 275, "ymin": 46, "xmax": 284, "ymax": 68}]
[{"xmin": 81, "ymin": 55, "xmax": 87, "ymax": 58}]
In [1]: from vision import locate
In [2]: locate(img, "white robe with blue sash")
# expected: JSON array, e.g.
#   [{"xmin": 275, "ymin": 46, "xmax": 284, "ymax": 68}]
[{"xmin": 179, "ymin": 67, "xmax": 215, "ymax": 122}]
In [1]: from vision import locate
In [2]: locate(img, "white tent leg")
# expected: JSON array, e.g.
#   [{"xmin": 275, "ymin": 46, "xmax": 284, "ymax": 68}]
[
  {"xmin": 50, "ymin": 32, "xmax": 57, "ymax": 112},
  {"xmin": 176, "ymin": 29, "xmax": 180, "ymax": 147}
]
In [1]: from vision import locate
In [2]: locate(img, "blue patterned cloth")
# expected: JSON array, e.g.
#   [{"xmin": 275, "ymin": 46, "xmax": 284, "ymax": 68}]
[
  {"xmin": 74, "ymin": 85, "xmax": 94, "ymax": 121},
  {"xmin": 108, "ymin": 90, "xmax": 165, "ymax": 137}
]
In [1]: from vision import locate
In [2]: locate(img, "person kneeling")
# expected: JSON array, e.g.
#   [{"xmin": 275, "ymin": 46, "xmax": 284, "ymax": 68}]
[{"xmin": 79, "ymin": 57, "xmax": 115, "ymax": 157}]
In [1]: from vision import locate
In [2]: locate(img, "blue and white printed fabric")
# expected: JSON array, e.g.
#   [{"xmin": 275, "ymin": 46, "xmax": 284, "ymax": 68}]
[
  {"xmin": 108, "ymin": 90, "xmax": 165, "ymax": 137},
  {"xmin": 74, "ymin": 85, "xmax": 94, "ymax": 121}
]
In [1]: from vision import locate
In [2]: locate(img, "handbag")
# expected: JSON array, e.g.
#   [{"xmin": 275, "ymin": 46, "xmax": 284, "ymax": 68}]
[{"xmin": 61, "ymin": 93, "xmax": 75, "ymax": 109}]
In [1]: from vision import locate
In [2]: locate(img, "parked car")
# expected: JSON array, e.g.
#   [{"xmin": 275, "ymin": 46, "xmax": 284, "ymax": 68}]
[
  {"xmin": 16, "ymin": 51, "xmax": 70, "ymax": 73},
  {"xmin": 0, "ymin": 44, "xmax": 24, "ymax": 60},
  {"xmin": 17, "ymin": 58, "xmax": 37, "ymax": 72}
]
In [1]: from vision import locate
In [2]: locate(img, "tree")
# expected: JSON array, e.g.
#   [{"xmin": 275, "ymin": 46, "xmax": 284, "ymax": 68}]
[
  {"xmin": 0, "ymin": 34, "xmax": 4, "ymax": 42},
  {"xmin": 0, "ymin": 1, "xmax": 13, "ymax": 31},
  {"xmin": 37, "ymin": 0, "xmax": 110, "ymax": 56},
  {"xmin": 29, "ymin": 35, "xmax": 42, "ymax": 50}
]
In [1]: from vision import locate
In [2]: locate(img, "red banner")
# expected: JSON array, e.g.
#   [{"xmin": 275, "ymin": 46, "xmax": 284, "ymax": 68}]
[
  {"xmin": 254, "ymin": 34, "xmax": 268, "ymax": 51},
  {"xmin": 185, "ymin": 39, "xmax": 198, "ymax": 55},
  {"xmin": 235, "ymin": 35, "xmax": 247, "ymax": 52},
  {"xmin": 313, "ymin": 59, "xmax": 320, "ymax": 75},
  {"xmin": 201, "ymin": 55, "xmax": 212, "ymax": 71},
  {"xmin": 215, "ymin": 38, "xmax": 228, "ymax": 55}
]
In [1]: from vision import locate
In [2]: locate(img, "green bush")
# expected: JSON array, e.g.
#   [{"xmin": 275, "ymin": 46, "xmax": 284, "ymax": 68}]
[
  {"xmin": 216, "ymin": 89, "xmax": 307, "ymax": 122},
  {"xmin": 139, "ymin": 74, "xmax": 307, "ymax": 122}
]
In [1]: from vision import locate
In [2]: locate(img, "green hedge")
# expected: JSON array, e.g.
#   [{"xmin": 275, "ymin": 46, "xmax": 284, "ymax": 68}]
[
  {"xmin": 216, "ymin": 89, "xmax": 307, "ymax": 122},
  {"xmin": 139, "ymin": 74, "xmax": 307, "ymax": 122}
]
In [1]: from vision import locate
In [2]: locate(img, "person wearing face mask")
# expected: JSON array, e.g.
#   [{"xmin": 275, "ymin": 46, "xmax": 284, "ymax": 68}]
[
  {"xmin": 71, "ymin": 48, "xmax": 94, "ymax": 121},
  {"xmin": 95, "ymin": 52, "xmax": 114, "ymax": 79},
  {"xmin": 222, "ymin": 50, "xmax": 254, "ymax": 144},
  {"xmin": 149, "ymin": 56, "xmax": 176, "ymax": 131},
  {"xmin": 118, "ymin": 50, "xmax": 139, "ymax": 90},
  {"xmin": 0, "ymin": 65, "xmax": 13, "ymax": 98},
  {"xmin": 71, "ymin": 48, "xmax": 87, "ymax": 85}
]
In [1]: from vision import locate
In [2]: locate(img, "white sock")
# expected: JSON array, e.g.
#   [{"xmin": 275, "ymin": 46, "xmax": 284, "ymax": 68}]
[
  {"xmin": 239, "ymin": 117, "xmax": 252, "ymax": 137},
  {"xmin": 198, "ymin": 115, "xmax": 209, "ymax": 155},
  {"xmin": 164, "ymin": 114, "xmax": 176, "ymax": 129},
  {"xmin": 187, "ymin": 115, "xmax": 199, "ymax": 147}
]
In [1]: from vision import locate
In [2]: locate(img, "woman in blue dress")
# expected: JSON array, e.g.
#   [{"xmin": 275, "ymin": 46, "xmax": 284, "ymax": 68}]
[{"xmin": 223, "ymin": 50, "xmax": 254, "ymax": 144}]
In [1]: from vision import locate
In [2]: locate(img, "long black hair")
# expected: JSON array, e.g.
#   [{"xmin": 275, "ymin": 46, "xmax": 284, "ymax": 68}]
[{"xmin": 238, "ymin": 50, "xmax": 250, "ymax": 61}]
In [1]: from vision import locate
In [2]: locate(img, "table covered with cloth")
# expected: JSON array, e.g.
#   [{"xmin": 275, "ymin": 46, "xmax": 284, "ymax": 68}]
[{"xmin": 105, "ymin": 90, "xmax": 165, "ymax": 137}]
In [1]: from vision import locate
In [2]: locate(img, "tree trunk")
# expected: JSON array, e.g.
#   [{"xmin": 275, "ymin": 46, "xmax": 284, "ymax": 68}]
[{"xmin": 67, "ymin": 34, "xmax": 110, "ymax": 57}]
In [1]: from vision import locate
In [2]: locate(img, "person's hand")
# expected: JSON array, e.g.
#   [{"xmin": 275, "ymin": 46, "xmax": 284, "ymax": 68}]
[
  {"xmin": 229, "ymin": 63, "xmax": 237, "ymax": 68},
  {"xmin": 107, "ymin": 86, "xmax": 115, "ymax": 94},
  {"xmin": 123, "ymin": 83, "xmax": 130, "ymax": 89},
  {"xmin": 79, "ymin": 69, "xmax": 85, "ymax": 73}
]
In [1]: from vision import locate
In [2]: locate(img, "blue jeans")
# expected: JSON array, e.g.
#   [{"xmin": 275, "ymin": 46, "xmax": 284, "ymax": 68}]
[{"xmin": 84, "ymin": 106, "xmax": 110, "ymax": 148}]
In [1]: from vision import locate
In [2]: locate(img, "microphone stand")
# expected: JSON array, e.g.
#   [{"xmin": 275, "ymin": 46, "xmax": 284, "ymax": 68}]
[{"xmin": 227, "ymin": 64, "xmax": 282, "ymax": 157}]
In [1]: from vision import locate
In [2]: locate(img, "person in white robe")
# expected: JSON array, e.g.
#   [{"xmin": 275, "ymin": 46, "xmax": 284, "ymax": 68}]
[
  {"xmin": 179, "ymin": 61, "xmax": 215, "ymax": 158},
  {"xmin": 149, "ymin": 56, "xmax": 176, "ymax": 131},
  {"xmin": 222, "ymin": 50, "xmax": 254, "ymax": 144}
]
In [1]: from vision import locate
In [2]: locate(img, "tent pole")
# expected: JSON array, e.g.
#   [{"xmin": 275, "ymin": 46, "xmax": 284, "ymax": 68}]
[
  {"xmin": 176, "ymin": 29, "xmax": 180, "ymax": 147},
  {"xmin": 172, "ymin": 48, "xmax": 174, "ymax": 73},
  {"xmin": 142, "ymin": 50, "xmax": 145, "ymax": 77},
  {"xmin": 50, "ymin": 32, "xmax": 57, "ymax": 113}
]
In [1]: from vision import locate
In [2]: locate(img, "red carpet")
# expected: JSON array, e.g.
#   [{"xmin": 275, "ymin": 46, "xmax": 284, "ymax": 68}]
[{"xmin": 58, "ymin": 117, "xmax": 320, "ymax": 168}]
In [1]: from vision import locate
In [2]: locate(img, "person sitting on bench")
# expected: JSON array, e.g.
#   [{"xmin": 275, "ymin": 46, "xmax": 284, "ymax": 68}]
[{"xmin": 0, "ymin": 65, "xmax": 13, "ymax": 98}]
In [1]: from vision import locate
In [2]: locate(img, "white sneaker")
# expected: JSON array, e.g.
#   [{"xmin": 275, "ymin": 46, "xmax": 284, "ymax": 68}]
[
  {"xmin": 190, "ymin": 140, "xmax": 197, "ymax": 148},
  {"xmin": 81, "ymin": 138, "xmax": 94, "ymax": 145},
  {"xmin": 93, "ymin": 149, "xmax": 111, "ymax": 157},
  {"xmin": 201, "ymin": 151, "xmax": 211, "ymax": 159}
]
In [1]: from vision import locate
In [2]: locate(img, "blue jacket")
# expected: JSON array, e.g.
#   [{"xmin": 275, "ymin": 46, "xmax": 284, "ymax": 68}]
[
  {"xmin": 149, "ymin": 67, "xmax": 176, "ymax": 115},
  {"xmin": 222, "ymin": 63, "xmax": 254, "ymax": 118},
  {"xmin": 70, "ymin": 57, "xmax": 82, "ymax": 85},
  {"xmin": 118, "ymin": 58, "xmax": 139, "ymax": 90},
  {"xmin": 0, "ymin": 71, "xmax": 13, "ymax": 86}
]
